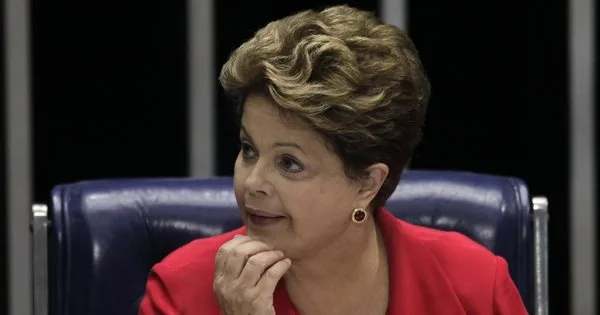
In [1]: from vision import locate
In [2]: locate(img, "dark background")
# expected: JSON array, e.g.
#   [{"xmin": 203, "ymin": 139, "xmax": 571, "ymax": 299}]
[
  {"xmin": 1, "ymin": 0, "xmax": 578, "ymax": 314},
  {"xmin": 30, "ymin": 1, "xmax": 189, "ymax": 203}
]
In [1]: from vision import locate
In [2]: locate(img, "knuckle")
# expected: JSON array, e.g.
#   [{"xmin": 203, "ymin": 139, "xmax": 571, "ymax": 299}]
[
  {"xmin": 214, "ymin": 278, "xmax": 239, "ymax": 297},
  {"xmin": 231, "ymin": 248, "xmax": 244, "ymax": 258},
  {"xmin": 266, "ymin": 268, "xmax": 281, "ymax": 279},
  {"xmin": 216, "ymin": 247, "xmax": 229, "ymax": 258},
  {"xmin": 223, "ymin": 287, "xmax": 238, "ymax": 301},
  {"xmin": 241, "ymin": 289, "xmax": 255, "ymax": 302},
  {"xmin": 247, "ymin": 256, "xmax": 266, "ymax": 269},
  {"xmin": 213, "ymin": 278, "xmax": 226, "ymax": 294},
  {"xmin": 212, "ymin": 282, "xmax": 222, "ymax": 295},
  {"xmin": 213, "ymin": 273, "xmax": 227, "ymax": 284}
]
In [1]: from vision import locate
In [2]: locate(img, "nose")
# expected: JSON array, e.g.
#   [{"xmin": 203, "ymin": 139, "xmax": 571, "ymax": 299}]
[{"xmin": 243, "ymin": 162, "xmax": 272, "ymax": 197}]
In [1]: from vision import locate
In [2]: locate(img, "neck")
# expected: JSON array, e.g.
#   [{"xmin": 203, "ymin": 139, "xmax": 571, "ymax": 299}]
[{"xmin": 284, "ymin": 219, "xmax": 388, "ymax": 312}]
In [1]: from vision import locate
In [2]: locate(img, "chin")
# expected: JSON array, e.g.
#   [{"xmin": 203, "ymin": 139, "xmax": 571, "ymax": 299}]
[
  {"xmin": 244, "ymin": 225, "xmax": 276, "ymax": 239},
  {"xmin": 244, "ymin": 226, "xmax": 284, "ymax": 246}
]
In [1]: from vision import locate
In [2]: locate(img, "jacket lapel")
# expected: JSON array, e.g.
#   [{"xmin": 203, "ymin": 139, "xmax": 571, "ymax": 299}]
[{"xmin": 378, "ymin": 210, "xmax": 467, "ymax": 315}]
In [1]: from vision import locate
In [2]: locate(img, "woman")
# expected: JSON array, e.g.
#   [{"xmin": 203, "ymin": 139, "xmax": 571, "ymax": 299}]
[{"xmin": 139, "ymin": 5, "xmax": 527, "ymax": 315}]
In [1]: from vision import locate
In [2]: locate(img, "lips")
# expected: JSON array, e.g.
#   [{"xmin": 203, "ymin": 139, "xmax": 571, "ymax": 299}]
[
  {"xmin": 244, "ymin": 206, "xmax": 286, "ymax": 227},
  {"xmin": 244, "ymin": 206, "xmax": 284, "ymax": 218}
]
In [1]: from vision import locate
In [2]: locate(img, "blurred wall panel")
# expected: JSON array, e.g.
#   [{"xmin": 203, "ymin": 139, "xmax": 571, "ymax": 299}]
[
  {"xmin": 408, "ymin": 0, "xmax": 570, "ymax": 313},
  {"xmin": 214, "ymin": 0, "xmax": 379, "ymax": 176},
  {"xmin": 189, "ymin": 0, "xmax": 215, "ymax": 177},
  {"xmin": 5, "ymin": 0, "xmax": 32, "ymax": 313},
  {"xmin": 31, "ymin": 1, "xmax": 189, "ymax": 203},
  {"xmin": 570, "ymin": 0, "xmax": 596, "ymax": 313},
  {"xmin": 381, "ymin": 0, "xmax": 406, "ymax": 30},
  {"xmin": 1, "ymin": 0, "xmax": 7, "ymax": 311}
]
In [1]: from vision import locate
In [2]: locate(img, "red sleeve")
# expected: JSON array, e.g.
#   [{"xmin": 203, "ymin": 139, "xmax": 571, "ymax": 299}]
[
  {"xmin": 493, "ymin": 257, "xmax": 528, "ymax": 315},
  {"xmin": 138, "ymin": 263, "xmax": 181, "ymax": 315}
]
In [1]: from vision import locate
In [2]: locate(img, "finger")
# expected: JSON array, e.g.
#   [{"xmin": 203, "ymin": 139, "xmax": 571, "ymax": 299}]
[
  {"xmin": 215, "ymin": 235, "xmax": 252, "ymax": 275},
  {"xmin": 238, "ymin": 250, "xmax": 285, "ymax": 286},
  {"xmin": 256, "ymin": 258, "xmax": 291, "ymax": 294},
  {"xmin": 223, "ymin": 240, "xmax": 274, "ymax": 279}
]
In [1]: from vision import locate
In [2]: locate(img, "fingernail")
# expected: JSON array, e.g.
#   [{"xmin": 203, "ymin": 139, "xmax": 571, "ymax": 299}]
[{"xmin": 233, "ymin": 234, "xmax": 243, "ymax": 239}]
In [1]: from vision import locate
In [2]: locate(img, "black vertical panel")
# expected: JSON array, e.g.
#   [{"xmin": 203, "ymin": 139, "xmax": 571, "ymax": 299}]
[
  {"xmin": 31, "ymin": 1, "xmax": 189, "ymax": 203},
  {"xmin": 0, "ymin": 0, "xmax": 7, "ymax": 312},
  {"xmin": 595, "ymin": 2, "xmax": 599, "ymax": 294},
  {"xmin": 409, "ymin": 0, "xmax": 569, "ymax": 313},
  {"xmin": 215, "ymin": 0, "xmax": 379, "ymax": 176}
]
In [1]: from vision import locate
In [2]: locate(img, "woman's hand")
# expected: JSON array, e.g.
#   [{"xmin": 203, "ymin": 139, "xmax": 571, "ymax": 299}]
[{"xmin": 213, "ymin": 235, "xmax": 291, "ymax": 315}]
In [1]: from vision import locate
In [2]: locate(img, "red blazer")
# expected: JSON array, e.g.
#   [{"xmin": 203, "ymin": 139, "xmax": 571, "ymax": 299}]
[{"xmin": 139, "ymin": 209, "xmax": 528, "ymax": 314}]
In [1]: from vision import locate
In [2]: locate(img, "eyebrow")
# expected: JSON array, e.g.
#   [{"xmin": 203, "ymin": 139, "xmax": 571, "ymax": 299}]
[{"xmin": 240, "ymin": 125, "xmax": 305, "ymax": 153}]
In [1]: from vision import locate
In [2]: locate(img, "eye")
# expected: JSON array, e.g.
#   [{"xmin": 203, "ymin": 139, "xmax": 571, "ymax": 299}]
[
  {"xmin": 279, "ymin": 155, "xmax": 303, "ymax": 173},
  {"xmin": 240, "ymin": 142, "xmax": 257, "ymax": 160}
]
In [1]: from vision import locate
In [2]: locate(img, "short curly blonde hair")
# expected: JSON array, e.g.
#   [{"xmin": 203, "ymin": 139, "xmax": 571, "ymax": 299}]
[{"xmin": 219, "ymin": 5, "xmax": 430, "ymax": 210}]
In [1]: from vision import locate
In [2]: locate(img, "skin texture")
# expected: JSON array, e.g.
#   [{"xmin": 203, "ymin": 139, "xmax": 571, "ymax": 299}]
[{"xmin": 213, "ymin": 93, "xmax": 390, "ymax": 315}]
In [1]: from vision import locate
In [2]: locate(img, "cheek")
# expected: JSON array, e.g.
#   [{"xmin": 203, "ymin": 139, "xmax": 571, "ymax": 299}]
[
  {"xmin": 282, "ymin": 182, "xmax": 355, "ymax": 225},
  {"xmin": 233, "ymin": 156, "xmax": 246, "ymax": 203}
]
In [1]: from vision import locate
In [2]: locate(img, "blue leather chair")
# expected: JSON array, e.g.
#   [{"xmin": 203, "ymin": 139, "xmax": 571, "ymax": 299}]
[{"xmin": 30, "ymin": 170, "xmax": 549, "ymax": 315}]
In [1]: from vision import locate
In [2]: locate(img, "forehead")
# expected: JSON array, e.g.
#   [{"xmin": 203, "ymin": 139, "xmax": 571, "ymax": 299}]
[{"xmin": 241, "ymin": 94, "xmax": 322, "ymax": 145}]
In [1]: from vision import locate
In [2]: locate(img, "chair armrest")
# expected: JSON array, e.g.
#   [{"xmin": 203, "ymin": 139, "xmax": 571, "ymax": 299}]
[
  {"xmin": 532, "ymin": 197, "xmax": 549, "ymax": 315},
  {"xmin": 31, "ymin": 204, "xmax": 49, "ymax": 315}
]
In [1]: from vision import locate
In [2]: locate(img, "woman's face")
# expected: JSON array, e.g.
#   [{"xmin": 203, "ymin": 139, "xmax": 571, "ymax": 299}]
[{"xmin": 233, "ymin": 93, "xmax": 385, "ymax": 259}]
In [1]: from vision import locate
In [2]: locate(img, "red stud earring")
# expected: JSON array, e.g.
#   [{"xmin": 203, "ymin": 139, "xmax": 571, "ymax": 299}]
[{"xmin": 351, "ymin": 208, "xmax": 367, "ymax": 224}]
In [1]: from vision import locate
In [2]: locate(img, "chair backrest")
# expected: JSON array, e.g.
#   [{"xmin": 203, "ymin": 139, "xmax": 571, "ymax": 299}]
[{"xmin": 47, "ymin": 170, "xmax": 533, "ymax": 315}]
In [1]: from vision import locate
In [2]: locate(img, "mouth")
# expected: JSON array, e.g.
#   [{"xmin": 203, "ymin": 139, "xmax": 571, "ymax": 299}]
[{"xmin": 244, "ymin": 206, "xmax": 286, "ymax": 226}]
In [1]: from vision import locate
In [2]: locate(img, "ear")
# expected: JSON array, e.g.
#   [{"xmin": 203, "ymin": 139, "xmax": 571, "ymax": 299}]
[{"xmin": 355, "ymin": 163, "xmax": 389, "ymax": 208}]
